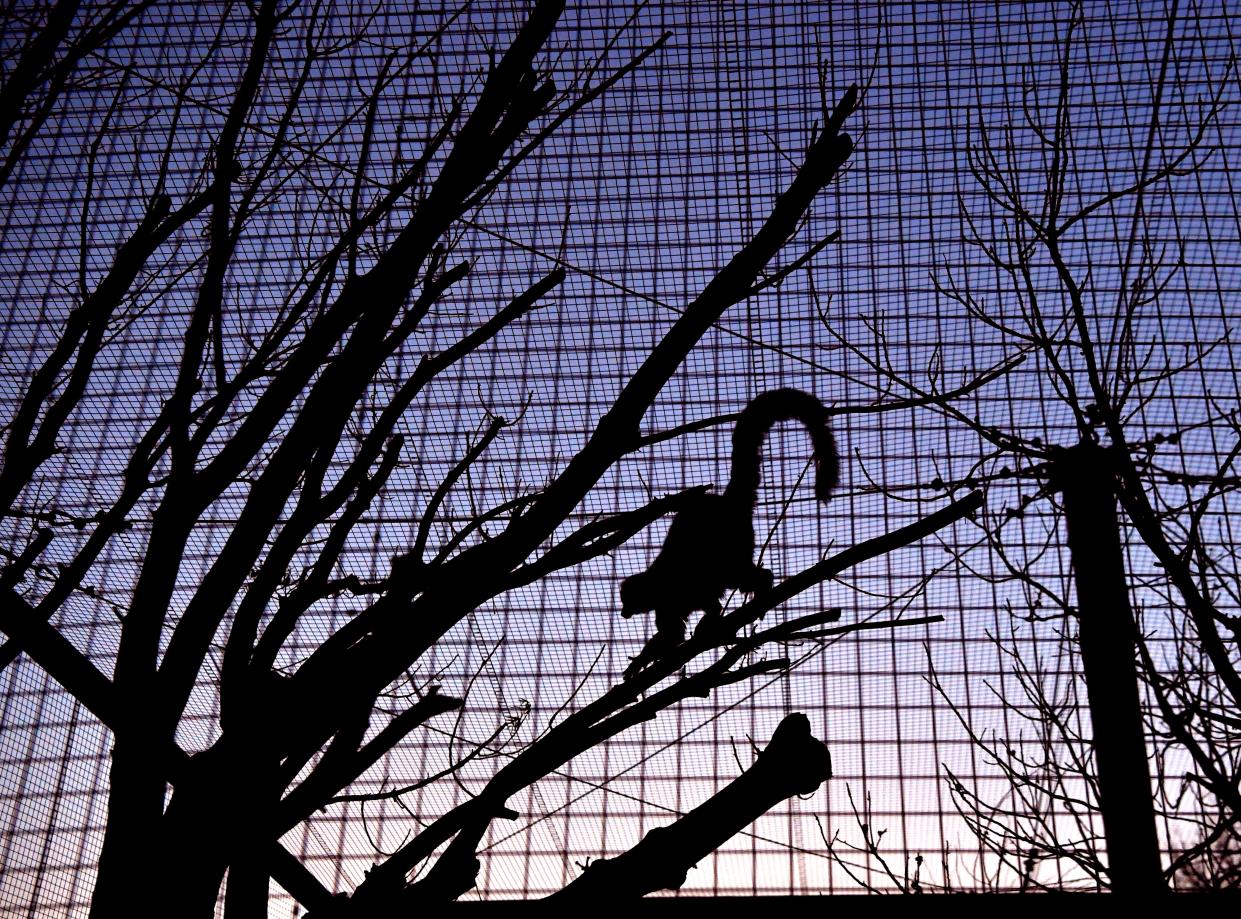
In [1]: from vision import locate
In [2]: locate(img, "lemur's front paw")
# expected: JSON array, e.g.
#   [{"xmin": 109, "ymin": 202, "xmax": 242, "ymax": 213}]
[{"xmin": 693, "ymin": 606, "xmax": 731, "ymax": 641}]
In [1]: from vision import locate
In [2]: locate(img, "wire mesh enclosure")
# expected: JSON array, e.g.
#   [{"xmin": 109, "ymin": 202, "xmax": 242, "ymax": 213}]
[{"xmin": 1, "ymin": 0, "xmax": 1239, "ymax": 913}]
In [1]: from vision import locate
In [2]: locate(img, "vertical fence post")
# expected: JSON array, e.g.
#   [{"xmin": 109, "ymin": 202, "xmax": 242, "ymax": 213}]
[{"xmin": 1056, "ymin": 440, "xmax": 1165, "ymax": 893}]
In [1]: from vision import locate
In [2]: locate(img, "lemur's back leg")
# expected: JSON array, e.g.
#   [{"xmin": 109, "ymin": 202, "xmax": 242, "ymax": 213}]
[
  {"xmin": 735, "ymin": 564, "xmax": 774, "ymax": 594},
  {"xmin": 624, "ymin": 606, "xmax": 688, "ymax": 680},
  {"xmin": 692, "ymin": 599, "xmax": 726, "ymax": 639}
]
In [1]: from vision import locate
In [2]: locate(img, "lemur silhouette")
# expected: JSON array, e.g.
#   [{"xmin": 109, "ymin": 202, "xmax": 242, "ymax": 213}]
[{"xmin": 621, "ymin": 389, "xmax": 839, "ymax": 679}]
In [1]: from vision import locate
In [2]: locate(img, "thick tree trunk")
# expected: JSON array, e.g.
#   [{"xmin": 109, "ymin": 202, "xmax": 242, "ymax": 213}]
[
  {"xmin": 90, "ymin": 734, "xmax": 170, "ymax": 917},
  {"xmin": 1057, "ymin": 440, "xmax": 1165, "ymax": 893}
]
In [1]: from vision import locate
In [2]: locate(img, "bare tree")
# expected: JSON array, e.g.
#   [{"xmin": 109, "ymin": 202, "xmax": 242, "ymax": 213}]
[
  {"xmin": 0, "ymin": 1, "xmax": 998, "ymax": 914},
  {"xmin": 827, "ymin": 1, "xmax": 1240, "ymax": 893}
]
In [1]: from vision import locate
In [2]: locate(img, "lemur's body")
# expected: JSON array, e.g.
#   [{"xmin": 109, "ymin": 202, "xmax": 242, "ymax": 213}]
[{"xmin": 621, "ymin": 389, "xmax": 839, "ymax": 678}]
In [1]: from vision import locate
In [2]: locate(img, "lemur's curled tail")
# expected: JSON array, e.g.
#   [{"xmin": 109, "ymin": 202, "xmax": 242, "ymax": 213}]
[{"xmin": 723, "ymin": 388, "xmax": 838, "ymax": 505}]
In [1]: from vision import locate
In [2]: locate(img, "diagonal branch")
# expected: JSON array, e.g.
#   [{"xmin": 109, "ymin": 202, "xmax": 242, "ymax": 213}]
[
  {"xmin": 550, "ymin": 712, "xmax": 832, "ymax": 900},
  {"xmin": 341, "ymin": 490, "xmax": 979, "ymax": 906}
]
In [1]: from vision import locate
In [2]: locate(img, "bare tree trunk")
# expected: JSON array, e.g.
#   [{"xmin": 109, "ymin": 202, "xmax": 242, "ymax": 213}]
[
  {"xmin": 1057, "ymin": 440, "xmax": 1165, "ymax": 894},
  {"xmin": 88, "ymin": 733, "xmax": 169, "ymax": 918}
]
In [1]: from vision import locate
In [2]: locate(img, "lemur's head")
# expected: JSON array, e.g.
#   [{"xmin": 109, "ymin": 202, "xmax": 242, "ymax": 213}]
[{"xmin": 619, "ymin": 571, "xmax": 655, "ymax": 618}]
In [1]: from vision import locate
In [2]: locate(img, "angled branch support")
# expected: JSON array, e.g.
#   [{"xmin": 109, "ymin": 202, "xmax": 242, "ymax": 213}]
[{"xmin": 550, "ymin": 713, "xmax": 831, "ymax": 899}]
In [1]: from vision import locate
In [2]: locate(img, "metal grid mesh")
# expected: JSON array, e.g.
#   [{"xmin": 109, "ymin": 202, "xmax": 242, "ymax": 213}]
[{"xmin": 0, "ymin": 0, "xmax": 1238, "ymax": 910}]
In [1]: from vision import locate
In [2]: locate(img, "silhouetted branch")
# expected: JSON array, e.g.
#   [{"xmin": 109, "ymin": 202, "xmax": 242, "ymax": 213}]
[
  {"xmin": 0, "ymin": 183, "xmax": 213, "ymax": 516},
  {"xmin": 818, "ymin": 785, "xmax": 933, "ymax": 893},
  {"xmin": 277, "ymin": 688, "xmax": 465, "ymax": 830},
  {"xmin": 286, "ymin": 80, "xmax": 857, "ymax": 783},
  {"xmin": 0, "ymin": 1, "xmax": 156, "ymax": 190},
  {"xmin": 551, "ymin": 713, "xmax": 831, "ymax": 899},
  {"xmin": 0, "ymin": 587, "xmax": 337, "ymax": 911},
  {"xmin": 498, "ymin": 485, "xmax": 712, "ymax": 591},
  {"xmin": 337, "ymin": 491, "xmax": 976, "ymax": 908}
]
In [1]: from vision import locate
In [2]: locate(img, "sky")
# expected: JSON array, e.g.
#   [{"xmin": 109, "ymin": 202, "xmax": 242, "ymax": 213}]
[{"xmin": 0, "ymin": 0, "xmax": 1238, "ymax": 909}]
